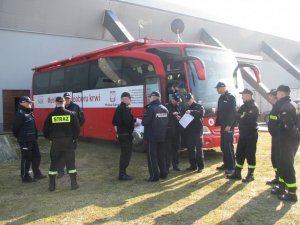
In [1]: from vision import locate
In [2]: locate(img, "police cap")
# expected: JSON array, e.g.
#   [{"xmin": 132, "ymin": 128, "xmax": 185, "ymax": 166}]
[
  {"xmin": 121, "ymin": 92, "xmax": 131, "ymax": 98},
  {"xmin": 19, "ymin": 96, "xmax": 33, "ymax": 103},
  {"xmin": 149, "ymin": 91, "xmax": 161, "ymax": 97},
  {"xmin": 239, "ymin": 88, "xmax": 253, "ymax": 95},
  {"xmin": 267, "ymin": 89, "xmax": 277, "ymax": 96},
  {"xmin": 172, "ymin": 93, "xmax": 181, "ymax": 102},
  {"xmin": 56, "ymin": 96, "xmax": 65, "ymax": 103},
  {"xmin": 63, "ymin": 92, "xmax": 71, "ymax": 98},
  {"xmin": 185, "ymin": 93, "xmax": 193, "ymax": 100},
  {"xmin": 277, "ymin": 85, "xmax": 291, "ymax": 93},
  {"xmin": 214, "ymin": 82, "xmax": 226, "ymax": 88}
]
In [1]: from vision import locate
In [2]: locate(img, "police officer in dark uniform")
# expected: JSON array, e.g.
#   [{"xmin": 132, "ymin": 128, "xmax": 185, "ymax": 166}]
[
  {"xmin": 12, "ymin": 96, "xmax": 46, "ymax": 182},
  {"xmin": 57, "ymin": 92, "xmax": 85, "ymax": 178},
  {"xmin": 184, "ymin": 93, "xmax": 205, "ymax": 172},
  {"xmin": 215, "ymin": 82, "xmax": 237, "ymax": 174},
  {"xmin": 64, "ymin": 92, "xmax": 85, "ymax": 126},
  {"xmin": 43, "ymin": 97, "xmax": 80, "ymax": 191},
  {"xmin": 266, "ymin": 89, "xmax": 280, "ymax": 185},
  {"xmin": 165, "ymin": 93, "xmax": 182, "ymax": 172},
  {"xmin": 112, "ymin": 92, "xmax": 136, "ymax": 181},
  {"xmin": 271, "ymin": 85, "xmax": 300, "ymax": 202},
  {"xmin": 227, "ymin": 89, "xmax": 259, "ymax": 182},
  {"xmin": 142, "ymin": 91, "xmax": 169, "ymax": 182}
]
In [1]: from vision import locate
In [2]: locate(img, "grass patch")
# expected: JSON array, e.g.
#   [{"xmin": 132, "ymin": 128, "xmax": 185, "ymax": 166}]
[{"xmin": 0, "ymin": 132, "xmax": 299, "ymax": 225}]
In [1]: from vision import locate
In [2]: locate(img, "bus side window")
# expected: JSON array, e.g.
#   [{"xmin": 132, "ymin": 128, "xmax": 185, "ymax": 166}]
[
  {"xmin": 65, "ymin": 63, "xmax": 89, "ymax": 92},
  {"xmin": 88, "ymin": 58, "xmax": 155, "ymax": 90},
  {"xmin": 89, "ymin": 60, "xmax": 112, "ymax": 89},
  {"xmin": 33, "ymin": 72, "xmax": 50, "ymax": 95},
  {"xmin": 49, "ymin": 69, "xmax": 64, "ymax": 93},
  {"xmin": 121, "ymin": 58, "xmax": 153, "ymax": 86}
]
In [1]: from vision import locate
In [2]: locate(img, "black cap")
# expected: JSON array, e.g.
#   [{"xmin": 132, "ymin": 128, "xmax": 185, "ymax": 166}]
[
  {"xmin": 55, "ymin": 96, "xmax": 65, "ymax": 103},
  {"xmin": 239, "ymin": 88, "xmax": 253, "ymax": 95},
  {"xmin": 171, "ymin": 93, "xmax": 181, "ymax": 102},
  {"xmin": 267, "ymin": 89, "xmax": 277, "ymax": 96},
  {"xmin": 277, "ymin": 85, "xmax": 291, "ymax": 93},
  {"xmin": 214, "ymin": 82, "xmax": 226, "ymax": 88},
  {"xmin": 149, "ymin": 91, "xmax": 161, "ymax": 97},
  {"xmin": 19, "ymin": 96, "xmax": 33, "ymax": 103},
  {"xmin": 185, "ymin": 93, "xmax": 193, "ymax": 100},
  {"xmin": 63, "ymin": 92, "xmax": 71, "ymax": 98},
  {"xmin": 121, "ymin": 92, "xmax": 131, "ymax": 98}
]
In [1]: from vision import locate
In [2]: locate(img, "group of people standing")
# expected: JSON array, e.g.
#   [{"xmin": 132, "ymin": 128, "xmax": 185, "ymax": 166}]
[
  {"xmin": 13, "ymin": 93, "xmax": 85, "ymax": 191},
  {"xmin": 112, "ymin": 90, "xmax": 205, "ymax": 182},
  {"xmin": 113, "ymin": 82, "xmax": 299, "ymax": 202},
  {"xmin": 12, "ymin": 82, "xmax": 299, "ymax": 202},
  {"xmin": 266, "ymin": 85, "xmax": 300, "ymax": 202}
]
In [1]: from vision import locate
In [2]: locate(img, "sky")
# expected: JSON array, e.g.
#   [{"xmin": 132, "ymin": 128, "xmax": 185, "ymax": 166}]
[{"xmin": 163, "ymin": 0, "xmax": 300, "ymax": 42}]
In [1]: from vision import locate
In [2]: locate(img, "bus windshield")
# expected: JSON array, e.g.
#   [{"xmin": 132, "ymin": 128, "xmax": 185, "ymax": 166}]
[{"xmin": 185, "ymin": 47, "xmax": 243, "ymax": 112}]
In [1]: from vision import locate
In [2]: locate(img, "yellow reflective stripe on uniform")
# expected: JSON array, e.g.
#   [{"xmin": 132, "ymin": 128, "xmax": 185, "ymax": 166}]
[
  {"xmin": 279, "ymin": 177, "xmax": 285, "ymax": 183},
  {"xmin": 68, "ymin": 169, "xmax": 77, "ymax": 174},
  {"xmin": 285, "ymin": 182, "xmax": 297, "ymax": 188},
  {"xmin": 236, "ymin": 163, "xmax": 243, "ymax": 169},
  {"xmin": 269, "ymin": 115, "xmax": 277, "ymax": 120},
  {"xmin": 52, "ymin": 115, "xmax": 71, "ymax": 123},
  {"xmin": 48, "ymin": 171, "xmax": 58, "ymax": 175},
  {"xmin": 248, "ymin": 165, "xmax": 256, "ymax": 169}
]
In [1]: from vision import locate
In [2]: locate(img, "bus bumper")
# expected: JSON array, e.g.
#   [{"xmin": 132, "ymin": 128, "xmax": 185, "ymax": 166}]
[{"xmin": 202, "ymin": 128, "xmax": 239, "ymax": 149}]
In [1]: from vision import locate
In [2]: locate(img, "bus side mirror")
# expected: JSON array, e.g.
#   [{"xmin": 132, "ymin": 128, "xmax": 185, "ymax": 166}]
[
  {"xmin": 192, "ymin": 59, "xmax": 206, "ymax": 80},
  {"xmin": 238, "ymin": 63, "xmax": 261, "ymax": 83}
]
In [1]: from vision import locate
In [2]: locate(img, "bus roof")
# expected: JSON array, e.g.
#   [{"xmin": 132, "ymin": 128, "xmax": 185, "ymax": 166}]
[{"xmin": 32, "ymin": 38, "xmax": 225, "ymax": 72}]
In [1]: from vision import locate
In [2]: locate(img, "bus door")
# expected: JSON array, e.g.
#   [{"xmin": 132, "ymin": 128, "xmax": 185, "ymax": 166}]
[
  {"xmin": 72, "ymin": 92, "xmax": 84, "ymax": 136},
  {"xmin": 144, "ymin": 75, "xmax": 162, "ymax": 105},
  {"xmin": 146, "ymin": 48, "xmax": 188, "ymax": 105}
]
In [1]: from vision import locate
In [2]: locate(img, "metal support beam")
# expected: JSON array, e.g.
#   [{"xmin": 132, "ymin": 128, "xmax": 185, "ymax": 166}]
[
  {"xmin": 200, "ymin": 29, "xmax": 271, "ymax": 103},
  {"xmin": 240, "ymin": 68, "xmax": 271, "ymax": 104},
  {"xmin": 200, "ymin": 29, "xmax": 226, "ymax": 48},
  {"xmin": 262, "ymin": 41, "xmax": 300, "ymax": 81},
  {"xmin": 103, "ymin": 10, "xmax": 134, "ymax": 42}
]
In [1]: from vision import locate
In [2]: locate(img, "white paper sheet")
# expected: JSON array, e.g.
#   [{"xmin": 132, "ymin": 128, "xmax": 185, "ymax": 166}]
[{"xmin": 179, "ymin": 113, "xmax": 194, "ymax": 128}]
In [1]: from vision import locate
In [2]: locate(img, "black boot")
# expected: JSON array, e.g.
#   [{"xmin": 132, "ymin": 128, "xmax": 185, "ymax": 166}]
[
  {"xmin": 48, "ymin": 175, "xmax": 56, "ymax": 192},
  {"xmin": 227, "ymin": 169, "xmax": 241, "ymax": 180},
  {"xmin": 278, "ymin": 191, "xmax": 298, "ymax": 202},
  {"xmin": 242, "ymin": 170, "xmax": 255, "ymax": 183},
  {"xmin": 70, "ymin": 174, "xmax": 79, "ymax": 190},
  {"xmin": 271, "ymin": 183, "xmax": 286, "ymax": 196}
]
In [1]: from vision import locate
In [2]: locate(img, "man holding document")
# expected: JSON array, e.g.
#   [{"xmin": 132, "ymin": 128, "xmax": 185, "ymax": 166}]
[{"xmin": 181, "ymin": 93, "xmax": 205, "ymax": 172}]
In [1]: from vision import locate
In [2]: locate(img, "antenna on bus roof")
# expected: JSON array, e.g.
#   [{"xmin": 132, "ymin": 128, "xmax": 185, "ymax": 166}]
[{"xmin": 171, "ymin": 18, "xmax": 184, "ymax": 43}]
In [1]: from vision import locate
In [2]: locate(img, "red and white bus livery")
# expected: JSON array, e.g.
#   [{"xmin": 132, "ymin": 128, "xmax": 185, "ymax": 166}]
[{"xmin": 32, "ymin": 38, "xmax": 260, "ymax": 149}]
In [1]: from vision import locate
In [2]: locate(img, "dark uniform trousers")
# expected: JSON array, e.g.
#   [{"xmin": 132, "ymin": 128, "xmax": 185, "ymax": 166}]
[
  {"xmin": 235, "ymin": 131, "xmax": 258, "ymax": 171},
  {"xmin": 186, "ymin": 134, "xmax": 204, "ymax": 170},
  {"xmin": 271, "ymin": 135, "xmax": 280, "ymax": 178},
  {"xmin": 57, "ymin": 141, "xmax": 77, "ymax": 173},
  {"xmin": 49, "ymin": 137, "xmax": 76, "ymax": 176},
  {"xmin": 19, "ymin": 141, "xmax": 42, "ymax": 179},
  {"xmin": 147, "ymin": 141, "xmax": 168, "ymax": 181},
  {"xmin": 166, "ymin": 133, "xmax": 180, "ymax": 170},
  {"xmin": 220, "ymin": 130, "xmax": 235, "ymax": 170},
  {"xmin": 118, "ymin": 134, "xmax": 133, "ymax": 175},
  {"xmin": 278, "ymin": 135, "xmax": 299, "ymax": 192}
]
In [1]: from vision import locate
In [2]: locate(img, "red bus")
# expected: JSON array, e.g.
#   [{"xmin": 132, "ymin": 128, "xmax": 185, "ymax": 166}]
[{"xmin": 32, "ymin": 38, "xmax": 260, "ymax": 149}]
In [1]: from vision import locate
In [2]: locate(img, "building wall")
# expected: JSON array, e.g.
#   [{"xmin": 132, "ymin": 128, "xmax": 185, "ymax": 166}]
[
  {"xmin": 0, "ymin": 0, "xmax": 300, "ymax": 128},
  {"xmin": 0, "ymin": 29, "xmax": 114, "ymax": 129}
]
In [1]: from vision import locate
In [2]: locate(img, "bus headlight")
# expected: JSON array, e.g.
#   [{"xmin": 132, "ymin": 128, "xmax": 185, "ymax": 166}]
[
  {"xmin": 208, "ymin": 118, "xmax": 215, "ymax": 126},
  {"xmin": 203, "ymin": 126, "xmax": 212, "ymax": 134}
]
